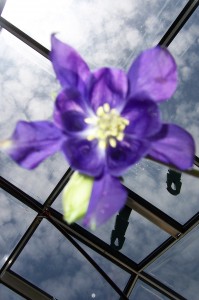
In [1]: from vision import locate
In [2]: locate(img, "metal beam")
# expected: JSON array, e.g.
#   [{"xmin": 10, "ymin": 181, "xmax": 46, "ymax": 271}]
[
  {"xmin": 0, "ymin": 218, "xmax": 42, "ymax": 277},
  {"xmin": 126, "ymin": 189, "xmax": 183, "ymax": 237},
  {"xmin": 2, "ymin": 270, "xmax": 54, "ymax": 300},
  {"xmin": 50, "ymin": 219, "xmax": 129, "ymax": 300},
  {"xmin": 0, "ymin": 16, "xmax": 49, "ymax": 58},
  {"xmin": 139, "ymin": 272, "xmax": 186, "ymax": 300},
  {"xmin": 48, "ymin": 207, "xmax": 138, "ymax": 274},
  {"xmin": 48, "ymin": 214, "xmax": 184, "ymax": 300},
  {"xmin": 120, "ymin": 274, "xmax": 138, "ymax": 299},
  {"xmin": 0, "ymin": 176, "xmax": 43, "ymax": 213},
  {"xmin": 159, "ymin": 0, "xmax": 199, "ymax": 47},
  {"xmin": 138, "ymin": 212, "xmax": 199, "ymax": 272},
  {"xmin": 44, "ymin": 168, "xmax": 73, "ymax": 208}
]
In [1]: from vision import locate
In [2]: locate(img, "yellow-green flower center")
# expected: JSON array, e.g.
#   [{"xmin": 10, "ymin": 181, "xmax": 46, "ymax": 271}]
[{"xmin": 84, "ymin": 103, "xmax": 129, "ymax": 149}]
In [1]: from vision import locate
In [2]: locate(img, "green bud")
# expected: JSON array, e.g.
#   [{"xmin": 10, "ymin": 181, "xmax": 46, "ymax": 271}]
[{"xmin": 62, "ymin": 171, "xmax": 94, "ymax": 224}]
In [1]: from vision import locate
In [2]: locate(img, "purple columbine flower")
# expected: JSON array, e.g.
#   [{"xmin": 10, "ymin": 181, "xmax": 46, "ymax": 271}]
[{"xmin": 3, "ymin": 35, "xmax": 195, "ymax": 227}]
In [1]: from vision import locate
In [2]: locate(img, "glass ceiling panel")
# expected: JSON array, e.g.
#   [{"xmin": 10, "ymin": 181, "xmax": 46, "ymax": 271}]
[
  {"xmin": 75, "ymin": 209, "xmax": 168, "ymax": 263},
  {"xmin": 11, "ymin": 219, "xmax": 121, "ymax": 300},
  {"xmin": 162, "ymin": 8, "xmax": 199, "ymax": 155},
  {"xmin": 2, "ymin": 0, "xmax": 187, "ymax": 69},
  {"xmin": 73, "ymin": 238, "xmax": 129, "ymax": 289},
  {"xmin": 0, "ymin": 29, "xmax": 69, "ymax": 203},
  {"xmin": 0, "ymin": 284, "xmax": 24, "ymax": 300},
  {"xmin": 124, "ymin": 8, "xmax": 199, "ymax": 224},
  {"xmin": 0, "ymin": 189, "xmax": 36, "ymax": 268},
  {"xmin": 146, "ymin": 225, "xmax": 199, "ymax": 300},
  {"xmin": 130, "ymin": 280, "xmax": 169, "ymax": 300},
  {"xmin": 124, "ymin": 159, "xmax": 199, "ymax": 224}
]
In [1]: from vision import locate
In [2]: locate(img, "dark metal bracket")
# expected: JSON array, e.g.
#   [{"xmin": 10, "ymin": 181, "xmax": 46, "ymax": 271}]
[
  {"xmin": 111, "ymin": 206, "xmax": 132, "ymax": 250},
  {"xmin": 167, "ymin": 169, "xmax": 182, "ymax": 196}
]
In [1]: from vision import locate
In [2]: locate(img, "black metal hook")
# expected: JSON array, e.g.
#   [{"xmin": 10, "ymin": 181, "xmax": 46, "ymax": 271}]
[
  {"xmin": 166, "ymin": 169, "xmax": 182, "ymax": 196},
  {"xmin": 110, "ymin": 206, "xmax": 132, "ymax": 250}
]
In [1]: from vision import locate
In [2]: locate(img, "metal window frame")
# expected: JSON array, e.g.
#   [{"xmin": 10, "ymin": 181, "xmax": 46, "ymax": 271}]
[{"xmin": 0, "ymin": 0, "xmax": 199, "ymax": 299}]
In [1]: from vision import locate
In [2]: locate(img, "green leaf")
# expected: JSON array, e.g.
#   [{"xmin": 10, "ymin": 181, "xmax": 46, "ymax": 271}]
[{"xmin": 62, "ymin": 171, "xmax": 94, "ymax": 224}]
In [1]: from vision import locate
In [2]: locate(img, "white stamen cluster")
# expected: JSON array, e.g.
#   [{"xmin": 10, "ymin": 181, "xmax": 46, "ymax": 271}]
[{"xmin": 84, "ymin": 103, "xmax": 129, "ymax": 149}]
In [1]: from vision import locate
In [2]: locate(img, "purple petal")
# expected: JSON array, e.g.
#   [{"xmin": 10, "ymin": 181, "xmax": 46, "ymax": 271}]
[
  {"xmin": 6, "ymin": 121, "xmax": 64, "ymax": 169},
  {"xmin": 107, "ymin": 137, "xmax": 150, "ymax": 176},
  {"xmin": 148, "ymin": 124, "xmax": 195, "ymax": 170},
  {"xmin": 128, "ymin": 46, "xmax": 177, "ymax": 102},
  {"xmin": 122, "ymin": 99, "xmax": 161, "ymax": 137},
  {"xmin": 60, "ymin": 111, "xmax": 88, "ymax": 134},
  {"xmin": 53, "ymin": 89, "xmax": 89, "ymax": 130},
  {"xmin": 50, "ymin": 35, "xmax": 90, "ymax": 93},
  {"xmin": 90, "ymin": 67, "xmax": 128, "ymax": 112},
  {"xmin": 83, "ymin": 174, "xmax": 127, "ymax": 227},
  {"xmin": 62, "ymin": 138, "xmax": 104, "ymax": 177}
]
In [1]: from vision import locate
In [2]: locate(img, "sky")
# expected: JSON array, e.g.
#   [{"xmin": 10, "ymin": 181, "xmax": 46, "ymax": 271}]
[{"xmin": 1, "ymin": 0, "xmax": 199, "ymax": 299}]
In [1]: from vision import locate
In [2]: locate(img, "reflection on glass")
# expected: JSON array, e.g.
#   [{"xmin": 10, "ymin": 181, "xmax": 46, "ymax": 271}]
[
  {"xmin": 0, "ymin": 284, "xmax": 24, "ymax": 300},
  {"xmin": 0, "ymin": 30, "xmax": 69, "ymax": 203},
  {"xmin": 12, "ymin": 219, "xmax": 121, "ymax": 300},
  {"xmin": 3, "ymin": 0, "xmax": 187, "ymax": 68},
  {"xmin": 130, "ymin": 280, "xmax": 168, "ymax": 300},
  {"xmin": 146, "ymin": 225, "xmax": 199, "ymax": 300},
  {"xmin": 82, "ymin": 209, "xmax": 168, "ymax": 263},
  {"xmin": 0, "ymin": 189, "xmax": 36, "ymax": 268}
]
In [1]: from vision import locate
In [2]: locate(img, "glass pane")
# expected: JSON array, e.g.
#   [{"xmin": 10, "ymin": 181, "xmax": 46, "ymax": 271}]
[
  {"xmin": 124, "ymin": 159, "xmax": 199, "ymax": 223},
  {"xmin": 0, "ymin": 189, "xmax": 36, "ymax": 268},
  {"xmin": 161, "ymin": 8, "xmax": 199, "ymax": 154},
  {"xmin": 3, "ymin": 0, "xmax": 187, "ymax": 68},
  {"xmin": 75, "ymin": 239, "xmax": 129, "ymax": 289},
  {"xmin": 0, "ymin": 29, "xmax": 69, "ymax": 203},
  {"xmin": 124, "ymin": 9, "xmax": 199, "ymax": 224},
  {"xmin": 130, "ymin": 280, "xmax": 169, "ymax": 300},
  {"xmin": 12, "ymin": 219, "xmax": 122, "ymax": 300},
  {"xmin": 0, "ymin": 284, "xmax": 24, "ymax": 300},
  {"xmin": 146, "ymin": 225, "xmax": 199, "ymax": 300},
  {"xmin": 78, "ymin": 209, "xmax": 168, "ymax": 263}
]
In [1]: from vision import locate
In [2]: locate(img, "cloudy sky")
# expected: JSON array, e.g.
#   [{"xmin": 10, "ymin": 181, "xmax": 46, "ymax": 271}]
[{"xmin": 1, "ymin": 0, "xmax": 199, "ymax": 299}]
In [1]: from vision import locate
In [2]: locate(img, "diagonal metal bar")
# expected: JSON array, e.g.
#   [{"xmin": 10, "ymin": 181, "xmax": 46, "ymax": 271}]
[
  {"xmin": 120, "ymin": 274, "xmax": 138, "ymax": 299},
  {"xmin": 2, "ymin": 270, "xmax": 54, "ymax": 300},
  {"xmin": 0, "ymin": 176, "xmax": 43, "ymax": 213},
  {"xmin": 47, "ymin": 210, "xmax": 187, "ymax": 300},
  {"xmin": 48, "ymin": 207, "xmax": 138, "ymax": 274},
  {"xmin": 0, "ymin": 217, "xmax": 42, "ymax": 278},
  {"xmin": 138, "ymin": 212, "xmax": 199, "ymax": 272},
  {"xmin": 50, "ymin": 218, "xmax": 129, "ymax": 300},
  {"xmin": 0, "ymin": 167, "xmax": 73, "ymax": 212},
  {"xmin": 0, "ymin": 16, "xmax": 49, "ymax": 58},
  {"xmin": 0, "ymin": 176, "xmax": 137, "ymax": 274},
  {"xmin": 159, "ymin": 0, "xmax": 199, "ymax": 47},
  {"xmin": 126, "ymin": 188, "xmax": 183, "ymax": 237},
  {"xmin": 43, "ymin": 168, "xmax": 73, "ymax": 208},
  {"xmin": 139, "ymin": 272, "xmax": 186, "ymax": 300}
]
